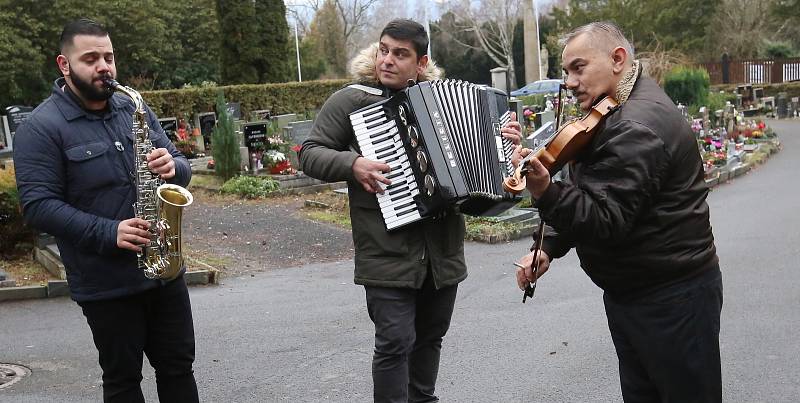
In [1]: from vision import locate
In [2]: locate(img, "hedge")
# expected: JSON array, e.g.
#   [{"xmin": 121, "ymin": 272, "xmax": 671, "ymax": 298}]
[{"xmin": 141, "ymin": 79, "xmax": 350, "ymax": 120}]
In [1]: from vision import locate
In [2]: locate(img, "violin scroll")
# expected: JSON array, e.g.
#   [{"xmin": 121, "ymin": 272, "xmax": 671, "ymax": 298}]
[{"xmin": 502, "ymin": 166, "xmax": 527, "ymax": 194}]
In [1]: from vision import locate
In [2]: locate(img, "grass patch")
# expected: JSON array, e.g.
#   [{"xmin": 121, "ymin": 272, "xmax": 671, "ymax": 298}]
[
  {"xmin": 743, "ymin": 141, "xmax": 780, "ymax": 166},
  {"xmin": 305, "ymin": 210, "xmax": 351, "ymax": 228},
  {"xmin": 464, "ymin": 216, "xmax": 524, "ymax": 242},
  {"xmin": 188, "ymin": 173, "xmax": 225, "ymax": 191},
  {"xmin": 220, "ymin": 175, "xmax": 281, "ymax": 198},
  {"xmin": 184, "ymin": 246, "xmax": 232, "ymax": 272},
  {"xmin": 299, "ymin": 191, "xmax": 530, "ymax": 241},
  {"xmin": 1, "ymin": 254, "xmax": 57, "ymax": 286},
  {"xmin": 301, "ymin": 191, "xmax": 351, "ymax": 228}
]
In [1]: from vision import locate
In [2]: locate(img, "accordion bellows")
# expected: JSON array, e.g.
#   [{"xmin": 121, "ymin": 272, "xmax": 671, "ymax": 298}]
[{"xmin": 350, "ymin": 79, "xmax": 521, "ymax": 230}]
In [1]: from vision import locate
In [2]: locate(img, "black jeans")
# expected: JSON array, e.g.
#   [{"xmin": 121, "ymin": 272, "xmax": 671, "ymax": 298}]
[
  {"xmin": 604, "ymin": 267, "xmax": 723, "ymax": 403},
  {"xmin": 78, "ymin": 277, "xmax": 199, "ymax": 403},
  {"xmin": 365, "ymin": 274, "xmax": 459, "ymax": 403}
]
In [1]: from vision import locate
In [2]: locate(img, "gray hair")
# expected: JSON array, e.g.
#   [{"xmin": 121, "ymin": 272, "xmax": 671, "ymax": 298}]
[{"xmin": 559, "ymin": 22, "xmax": 635, "ymax": 59}]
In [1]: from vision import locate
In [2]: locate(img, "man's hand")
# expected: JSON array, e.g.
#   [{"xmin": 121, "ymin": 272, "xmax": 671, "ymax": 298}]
[
  {"xmin": 117, "ymin": 218, "xmax": 152, "ymax": 252},
  {"xmin": 352, "ymin": 156, "xmax": 391, "ymax": 194},
  {"xmin": 147, "ymin": 148, "xmax": 175, "ymax": 179},
  {"xmin": 501, "ymin": 112, "xmax": 523, "ymax": 146},
  {"xmin": 515, "ymin": 250, "xmax": 551, "ymax": 291},
  {"xmin": 516, "ymin": 147, "xmax": 551, "ymax": 199}
]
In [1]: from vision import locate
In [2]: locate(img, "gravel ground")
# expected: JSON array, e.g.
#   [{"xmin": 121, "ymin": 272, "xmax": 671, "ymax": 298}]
[{"xmin": 182, "ymin": 190, "xmax": 354, "ymax": 278}]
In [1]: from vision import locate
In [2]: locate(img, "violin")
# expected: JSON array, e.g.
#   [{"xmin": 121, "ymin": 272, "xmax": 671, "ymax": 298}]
[
  {"xmin": 503, "ymin": 96, "xmax": 619, "ymax": 194},
  {"xmin": 506, "ymin": 95, "xmax": 619, "ymax": 303}
]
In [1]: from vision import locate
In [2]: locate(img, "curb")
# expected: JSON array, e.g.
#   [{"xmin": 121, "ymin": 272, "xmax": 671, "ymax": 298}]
[
  {"xmin": 469, "ymin": 138, "xmax": 780, "ymax": 244},
  {"xmin": 0, "ymin": 270, "xmax": 218, "ymax": 303}
]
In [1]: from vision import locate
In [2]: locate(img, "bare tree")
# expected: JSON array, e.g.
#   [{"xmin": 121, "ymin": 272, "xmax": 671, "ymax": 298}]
[
  {"xmin": 293, "ymin": 0, "xmax": 381, "ymax": 58},
  {"xmin": 440, "ymin": 0, "xmax": 523, "ymax": 86},
  {"xmin": 705, "ymin": 0, "xmax": 777, "ymax": 59}
]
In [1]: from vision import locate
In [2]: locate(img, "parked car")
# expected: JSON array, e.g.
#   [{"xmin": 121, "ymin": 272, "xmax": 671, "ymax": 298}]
[{"xmin": 510, "ymin": 79, "xmax": 563, "ymax": 97}]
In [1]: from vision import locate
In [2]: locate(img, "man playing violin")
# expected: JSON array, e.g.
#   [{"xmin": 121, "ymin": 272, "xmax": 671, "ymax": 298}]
[{"xmin": 514, "ymin": 22, "xmax": 722, "ymax": 403}]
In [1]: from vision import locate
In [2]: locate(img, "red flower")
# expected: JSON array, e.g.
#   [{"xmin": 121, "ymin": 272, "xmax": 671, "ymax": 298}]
[{"xmin": 291, "ymin": 144, "xmax": 302, "ymax": 152}]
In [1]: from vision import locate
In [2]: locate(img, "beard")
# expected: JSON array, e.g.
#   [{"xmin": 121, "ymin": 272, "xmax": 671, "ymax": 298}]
[{"xmin": 69, "ymin": 67, "xmax": 114, "ymax": 102}]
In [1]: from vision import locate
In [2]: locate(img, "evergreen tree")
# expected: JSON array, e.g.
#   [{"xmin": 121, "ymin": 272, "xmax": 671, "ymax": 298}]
[
  {"xmin": 216, "ymin": 0, "xmax": 259, "ymax": 84},
  {"xmin": 211, "ymin": 93, "xmax": 242, "ymax": 181},
  {"xmin": 254, "ymin": 0, "xmax": 291, "ymax": 83}
]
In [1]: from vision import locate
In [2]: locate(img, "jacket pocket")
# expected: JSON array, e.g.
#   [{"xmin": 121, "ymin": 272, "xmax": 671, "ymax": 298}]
[
  {"xmin": 425, "ymin": 211, "xmax": 466, "ymax": 256},
  {"xmin": 64, "ymin": 142, "xmax": 116, "ymax": 192},
  {"xmin": 350, "ymin": 206, "xmax": 409, "ymax": 258}
]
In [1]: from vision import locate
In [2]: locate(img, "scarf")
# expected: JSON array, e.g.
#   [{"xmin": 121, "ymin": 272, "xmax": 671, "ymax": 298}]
[{"xmin": 614, "ymin": 60, "xmax": 641, "ymax": 104}]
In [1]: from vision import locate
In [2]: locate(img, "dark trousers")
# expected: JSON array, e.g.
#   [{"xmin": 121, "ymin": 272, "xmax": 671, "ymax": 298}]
[
  {"xmin": 365, "ymin": 274, "xmax": 459, "ymax": 403},
  {"xmin": 604, "ymin": 268, "xmax": 723, "ymax": 403},
  {"xmin": 78, "ymin": 277, "xmax": 199, "ymax": 403}
]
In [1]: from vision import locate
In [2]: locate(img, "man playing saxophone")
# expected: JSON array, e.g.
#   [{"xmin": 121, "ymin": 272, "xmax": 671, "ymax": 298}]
[{"xmin": 13, "ymin": 18, "xmax": 199, "ymax": 402}]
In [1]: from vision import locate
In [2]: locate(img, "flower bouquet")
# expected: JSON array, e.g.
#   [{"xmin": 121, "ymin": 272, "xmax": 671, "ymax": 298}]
[{"xmin": 263, "ymin": 149, "xmax": 293, "ymax": 175}]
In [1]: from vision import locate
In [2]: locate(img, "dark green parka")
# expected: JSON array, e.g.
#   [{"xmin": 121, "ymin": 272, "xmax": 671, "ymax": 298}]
[{"xmin": 299, "ymin": 43, "xmax": 467, "ymax": 289}]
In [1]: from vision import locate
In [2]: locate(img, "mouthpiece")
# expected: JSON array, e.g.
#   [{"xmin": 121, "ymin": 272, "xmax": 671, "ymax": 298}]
[{"xmin": 101, "ymin": 76, "xmax": 119, "ymax": 90}]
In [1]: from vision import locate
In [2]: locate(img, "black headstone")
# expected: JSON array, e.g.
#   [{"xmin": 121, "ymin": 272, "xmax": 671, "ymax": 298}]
[
  {"xmin": 243, "ymin": 122, "xmax": 269, "ymax": 151},
  {"xmin": 158, "ymin": 117, "xmax": 178, "ymax": 141},
  {"xmin": 5, "ymin": 105, "xmax": 34, "ymax": 135}
]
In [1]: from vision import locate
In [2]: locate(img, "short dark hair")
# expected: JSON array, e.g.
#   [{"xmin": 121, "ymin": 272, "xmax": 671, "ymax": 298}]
[
  {"xmin": 60, "ymin": 18, "xmax": 109, "ymax": 53},
  {"xmin": 379, "ymin": 19, "xmax": 428, "ymax": 59}
]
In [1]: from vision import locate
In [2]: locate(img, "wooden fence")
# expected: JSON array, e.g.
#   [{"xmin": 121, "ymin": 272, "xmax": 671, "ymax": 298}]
[{"xmin": 700, "ymin": 57, "xmax": 800, "ymax": 85}]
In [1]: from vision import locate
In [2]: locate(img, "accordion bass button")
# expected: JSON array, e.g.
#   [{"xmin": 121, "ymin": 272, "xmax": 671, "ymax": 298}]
[
  {"xmin": 416, "ymin": 150, "xmax": 428, "ymax": 172},
  {"xmin": 424, "ymin": 174, "xmax": 436, "ymax": 196},
  {"xmin": 398, "ymin": 105, "xmax": 408, "ymax": 126},
  {"xmin": 408, "ymin": 125, "xmax": 419, "ymax": 148}
]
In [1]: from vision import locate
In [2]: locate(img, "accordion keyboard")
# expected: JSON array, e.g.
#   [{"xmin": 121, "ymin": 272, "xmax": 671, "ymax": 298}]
[{"xmin": 351, "ymin": 103, "xmax": 423, "ymax": 230}]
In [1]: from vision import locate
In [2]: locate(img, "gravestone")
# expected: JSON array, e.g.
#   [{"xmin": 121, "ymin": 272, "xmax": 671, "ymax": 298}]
[
  {"xmin": 699, "ymin": 106, "xmax": 710, "ymax": 131},
  {"xmin": 284, "ymin": 120, "xmax": 314, "ymax": 146},
  {"xmin": 776, "ymin": 93, "xmax": 788, "ymax": 119},
  {"xmin": 272, "ymin": 113, "xmax": 297, "ymax": 130},
  {"xmin": 508, "ymin": 99, "xmax": 524, "ymax": 126},
  {"xmin": 158, "ymin": 117, "xmax": 178, "ymax": 141},
  {"xmin": 490, "ymin": 67, "xmax": 509, "ymax": 93},
  {"xmin": 195, "ymin": 112, "xmax": 217, "ymax": 149},
  {"xmin": 0, "ymin": 119, "xmax": 8, "ymax": 152},
  {"xmin": 250, "ymin": 109, "xmax": 271, "ymax": 121},
  {"xmin": 243, "ymin": 121, "xmax": 269, "ymax": 151},
  {"xmin": 762, "ymin": 96, "xmax": 775, "ymax": 112},
  {"xmin": 753, "ymin": 87, "xmax": 764, "ymax": 103},
  {"xmin": 736, "ymin": 84, "xmax": 753, "ymax": 106},
  {"xmin": 284, "ymin": 120, "xmax": 314, "ymax": 170},
  {"xmin": 233, "ymin": 119, "xmax": 246, "ymax": 147},
  {"xmin": 2, "ymin": 105, "xmax": 35, "ymax": 151},
  {"xmin": 225, "ymin": 102, "xmax": 242, "ymax": 120}
]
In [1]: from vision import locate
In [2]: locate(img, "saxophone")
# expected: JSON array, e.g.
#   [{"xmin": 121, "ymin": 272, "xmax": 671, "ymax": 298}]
[{"xmin": 103, "ymin": 77, "xmax": 193, "ymax": 281}]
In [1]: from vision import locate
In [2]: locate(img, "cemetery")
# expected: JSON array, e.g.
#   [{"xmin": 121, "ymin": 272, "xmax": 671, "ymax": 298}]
[
  {"xmin": 0, "ymin": 62, "xmax": 788, "ymax": 301},
  {"xmin": 0, "ymin": 0, "xmax": 791, "ymax": 301}
]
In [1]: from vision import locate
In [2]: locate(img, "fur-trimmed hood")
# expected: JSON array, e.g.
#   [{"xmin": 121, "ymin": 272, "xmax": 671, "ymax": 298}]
[{"xmin": 348, "ymin": 42, "xmax": 444, "ymax": 84}]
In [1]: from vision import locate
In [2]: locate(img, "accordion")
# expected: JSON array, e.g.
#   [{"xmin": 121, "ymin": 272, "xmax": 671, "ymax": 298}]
[{"xmin": 350, "ymin": 79, "xmax": 520, "ymax": 230}]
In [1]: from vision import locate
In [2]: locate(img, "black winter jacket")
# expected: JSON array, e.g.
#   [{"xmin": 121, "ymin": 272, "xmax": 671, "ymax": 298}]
[
  {"xmin": 536, "ymin": 77, "xmax": 718, "ymax": 297},
  {"xmin": 14, "ymin": 78, "xmax": 191, "ymax": 302}
]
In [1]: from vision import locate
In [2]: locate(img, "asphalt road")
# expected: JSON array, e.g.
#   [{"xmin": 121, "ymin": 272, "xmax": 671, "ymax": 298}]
[{"xmin": 2, "ymin": 119, "xmax": 798, "ymax": 402}]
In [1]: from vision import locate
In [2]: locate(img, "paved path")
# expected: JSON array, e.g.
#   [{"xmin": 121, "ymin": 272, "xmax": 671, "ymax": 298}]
[{"xmin": 2, "ymin": 120, "xmax": 799, "ymax": 402}]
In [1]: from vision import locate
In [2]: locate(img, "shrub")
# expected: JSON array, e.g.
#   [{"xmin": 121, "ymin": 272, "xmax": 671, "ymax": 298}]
[
  {"xmin": 220, "ymin": 175, "xmax": 280, "ymax": 199},
  {"xmin": 211, "ymin": 93, "xmax": 242, "ymax": 181},
  {"xmin": 141, "ymin": 79, "xmax": 348, "ymax": 121},
  {"xmin": 0, "ymin": 165, "xmax": 34, "ymax": 257},
  {"xmin": 664, "ymin": 66, "xmax": 710, "ymax": 108}
]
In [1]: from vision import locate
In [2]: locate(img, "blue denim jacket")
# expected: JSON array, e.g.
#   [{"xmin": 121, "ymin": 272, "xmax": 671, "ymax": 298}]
[{"xmin": 14, "ymin": 78, "xmax": 192, "ymax": 301}]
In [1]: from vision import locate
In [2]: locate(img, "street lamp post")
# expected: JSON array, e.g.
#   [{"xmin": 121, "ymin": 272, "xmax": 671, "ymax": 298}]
[{"xmin": 294, "ymin": 22, "xmax": 302, "ymax": 82}]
